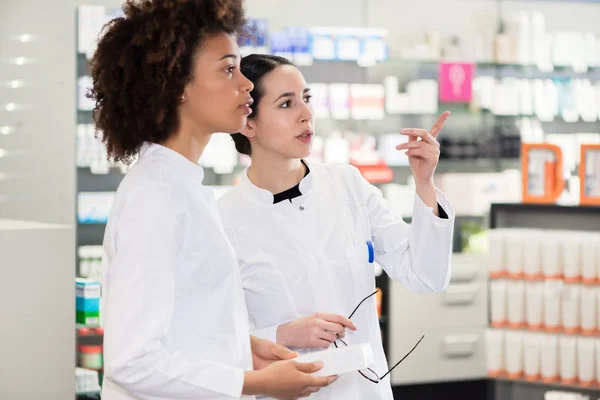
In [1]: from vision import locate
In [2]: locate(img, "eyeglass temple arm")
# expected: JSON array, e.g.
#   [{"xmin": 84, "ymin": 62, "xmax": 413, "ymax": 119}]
[
  {"xmin": 379, "ymin": 335, "xmax": 425, "ymax": 381},
  {"xmin": 348, "ymin": 289, "xmax": 379, "ymax": 320}
]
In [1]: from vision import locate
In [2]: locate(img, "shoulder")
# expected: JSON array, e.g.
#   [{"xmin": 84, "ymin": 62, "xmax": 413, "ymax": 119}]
[
  {"xmin": 216, "ymin": 185, "xmax": 249, "ymax": 234},
  {"xmin": 116, "ymin": 158, "xmax": 191, "ymax": 218},
  {"xmin": 216, "ymin": 184, "xmax": 245, "ymax": 213}
]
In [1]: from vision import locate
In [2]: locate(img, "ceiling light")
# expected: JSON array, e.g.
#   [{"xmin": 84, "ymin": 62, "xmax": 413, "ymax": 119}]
[
  {"xmin": 18, "ymin": 34, "xmax": 33, "ymax": 43},
  {"xmin": 0, "ymin": 126, "xmax": 14, "ymax": 135},
  {"xmin": 9, "ymin": 80, "xmax": 24, "ymax": 89},
  {"xmin": 13, "ymin": 57, "xmax": 28, "ymax": 66}
]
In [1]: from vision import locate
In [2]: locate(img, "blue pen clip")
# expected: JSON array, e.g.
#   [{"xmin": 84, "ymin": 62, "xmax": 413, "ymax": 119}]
[{"xmin": 366, "ymin": 240, "xmax": 374, "ymax": 264}]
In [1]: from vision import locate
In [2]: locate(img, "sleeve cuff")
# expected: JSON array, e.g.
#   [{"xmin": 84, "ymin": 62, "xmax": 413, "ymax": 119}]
[
  {"xmin": 230, "ymin": 366, "xmax": 246, "ymax": 399},
  {"xmin": 251, "ymin": 325, "xmax": 279, "ymax": 344},
  {"xmin": 413, "ymin": 187, "xmax": 456, "ymax": 223}
]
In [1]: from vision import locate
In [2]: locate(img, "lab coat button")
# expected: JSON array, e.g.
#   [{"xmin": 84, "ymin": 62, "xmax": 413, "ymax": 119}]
[{"xmin": 299, "ymin": 206, "xmax": 305, "ymax": 211}]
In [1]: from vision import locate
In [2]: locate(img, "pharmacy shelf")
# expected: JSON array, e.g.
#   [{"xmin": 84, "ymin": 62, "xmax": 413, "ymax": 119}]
[
  {"xmin": 76, "ymin": 391, "xmax": 101, "ymax": 400},
  {"xmin": 77, "ymin": 223, "xmax": 106, "ymax": 247},
  {"xmin": 489, "ymin": 203, "xmax": 600, "ymax": 231},
  {"xmin": 488, "ymin": 203, "xmax": 600, "ymax": 400},
  {"xmin": 77, "ymin": 167, "xmax": 123, "ymax": 192},
  {"xmin": 491, "ymin": 377, "xmax": 600, "ymax": 399},
  {"xmin": 491, "ymin": 325, "xmax": 600, "ymax": 338}
]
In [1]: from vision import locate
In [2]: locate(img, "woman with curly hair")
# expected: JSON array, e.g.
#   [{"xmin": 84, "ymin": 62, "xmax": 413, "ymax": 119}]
[{"xmin": 88, "ymin": 1, "xmax": 335, "ymax": 399}]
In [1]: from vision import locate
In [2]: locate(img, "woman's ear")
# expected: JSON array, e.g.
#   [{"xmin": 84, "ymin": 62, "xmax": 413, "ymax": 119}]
[{"xmin": 241, "ymin": 118, "xmax": 257, "ymax": 139}]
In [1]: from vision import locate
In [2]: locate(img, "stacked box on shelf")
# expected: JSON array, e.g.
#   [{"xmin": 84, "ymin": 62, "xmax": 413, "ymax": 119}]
[
  {"xmin": 76, "ymin": 278, "xmax": 101, "ymax": 326},
  {"xmin": 486, "ymin": 227, "xmax": 600, "ymax": 389}
]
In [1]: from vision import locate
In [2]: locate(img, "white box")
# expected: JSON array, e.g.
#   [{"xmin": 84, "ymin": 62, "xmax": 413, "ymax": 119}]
[{"xmin": 295, "ymin": 343, "xmax": 375, "ymax": 377}]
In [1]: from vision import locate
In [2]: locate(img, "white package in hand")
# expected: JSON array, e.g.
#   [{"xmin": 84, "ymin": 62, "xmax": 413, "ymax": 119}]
[{"xmin": 295, "ymin": 343, "xmax": 375, "ymax": 377}]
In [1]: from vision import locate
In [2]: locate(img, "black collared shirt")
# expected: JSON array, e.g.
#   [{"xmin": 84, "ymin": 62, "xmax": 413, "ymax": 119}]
[{"xmin": 272, "ymin": 163, "xmax": 448, "ymax": 219}]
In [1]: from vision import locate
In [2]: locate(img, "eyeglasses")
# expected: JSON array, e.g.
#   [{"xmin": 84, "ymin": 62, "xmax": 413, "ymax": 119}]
[{"xmin": 332, "ymin": 290, "xmax": 425, "ymax": 384}]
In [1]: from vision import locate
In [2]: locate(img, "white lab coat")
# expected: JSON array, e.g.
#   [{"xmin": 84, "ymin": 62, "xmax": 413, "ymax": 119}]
[
  {"xmin": 218, "ymin": 161, "xmax": 455, "ymax": 400},
  {"xmin": 101, "ymin": 143, "xmax": 254, "ymax": 400}
]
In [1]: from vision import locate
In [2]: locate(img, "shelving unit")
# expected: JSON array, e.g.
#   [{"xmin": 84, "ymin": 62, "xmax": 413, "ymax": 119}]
[{"xmin": 487, "ymin": 203, "xmax": 600, "ymax": 400}]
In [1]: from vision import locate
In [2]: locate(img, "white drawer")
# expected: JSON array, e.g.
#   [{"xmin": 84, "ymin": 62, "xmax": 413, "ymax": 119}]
[
  {"xmin": 388, "ymin": 253, "xmax": 489, "ymax": 329},
  {"xmin": 389, "ymin": 325, "xmax": 487, "ymax": 385},
  {"xmin": 389, "ymin": 279, "xmax": 487, "ymax": 329}
]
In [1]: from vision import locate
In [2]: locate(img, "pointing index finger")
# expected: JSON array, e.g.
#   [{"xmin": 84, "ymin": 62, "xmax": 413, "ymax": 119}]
[{"xmin": 430, "ymin": 111, "xmax": 450, "ymax": 138}]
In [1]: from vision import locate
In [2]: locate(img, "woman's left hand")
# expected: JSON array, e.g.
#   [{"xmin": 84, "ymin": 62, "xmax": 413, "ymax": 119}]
[
  {"xmin": 250, "ymin": 335, "xmax": 298, "ymax": 370},
  {"xmin": 396, "ymin": 111, "xmax": 450, "ymax": 185}
]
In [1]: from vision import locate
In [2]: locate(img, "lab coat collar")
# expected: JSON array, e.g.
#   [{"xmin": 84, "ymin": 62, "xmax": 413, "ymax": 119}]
[
  {"xmin": 239, "ymin": 159, "xmax": 314, "ymax": 206},
  {"xmin": 140, "ymin": 141, "xmax": 205, "ymax": 182}
]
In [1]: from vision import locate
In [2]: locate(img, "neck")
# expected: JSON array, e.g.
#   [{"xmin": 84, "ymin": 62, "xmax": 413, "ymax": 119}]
[
  {"xmin": 247, "ymin": 151, "xmax": 305, "ymax": 194},
  {"xmin": 161, "ymin": 121, "xmax": 212, "ymax": 164}
]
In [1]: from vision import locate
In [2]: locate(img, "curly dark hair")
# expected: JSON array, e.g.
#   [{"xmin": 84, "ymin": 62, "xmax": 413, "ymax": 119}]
[
  {"xmin": 87, "ymin": 0, "xmax": 247, "ymax": 164},
  {"xmin": 230, "ymin": 54, "xmax": 293, "ymax": 156}
]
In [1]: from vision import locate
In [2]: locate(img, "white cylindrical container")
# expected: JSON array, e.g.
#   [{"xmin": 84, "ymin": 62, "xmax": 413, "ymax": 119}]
[
  {"xmin": 491, "ymin": 280, "xmax": 508, "ymax": 328},
  {"xmin": 562, "ymin": 284, "xmax": 581, "ymax": 334},
  {"xmin": 559, "ymin": 336, "xmax": 578, "ymax": 385},
  {"xmin": 581, "ymin": 232, "xmax": 598, "ymax": 284},
  {"xmin": 523, "ymin": 229, "xmax": 542, "ymax": 280},
  {"xmin": 563, "ymin": 234, "xmax": 582, "ymax": 283},
  {"xmin": 540, "ymin": 334, "xmax": 559, "ymax": 383},
  {"xmin": 543, "ymin": 280, "xmax": 563, "ymax": 332},
  {"xmin": 595, "ymin": 339, "xmax": 600, "ymax": 386},
  {"xmin": 505, "ymin": 331, "xmax": 524, "ymax": 379},
  {"xmin": 507, "ymin": 281, "xmax": 526, "ymax": 329},
  {"xmin": 485, "ymin": 328, "xmax": 504, "ymax": 377},
  {"xmin": 578, "ymin": 337, "xmax": 596, "ymax": 386},
  {"xmin": 523, "ymin": 333, "xmax": 541, "ymax": 381},
  {"xmin": 541, "ymin": 230, "xmax": 563, "ymax": 279},
  {"xmin": 488, "ymin": 229, "xmax": 507, "ymax": 278},
  {"xmin": 506, "ymin": 229, "xmax": 525, "ymax": 279},
  {"xmin": 525, "ymin": 281, "xmax": 544, "ymax": 330},
  {"xmin": 580, "ymin": 286, "xmax": 597, "ymax": 335}
]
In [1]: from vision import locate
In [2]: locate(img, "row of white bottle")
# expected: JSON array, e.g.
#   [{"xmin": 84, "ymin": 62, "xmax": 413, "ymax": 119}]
[
  {"xmin": 491, "ymin": 280, "xmax": 599, "ymax": 334},
  {"xmin": 545, "ymin": 391, "xmax": 591, "ymax": 400},
  {"xmin": 489, "ymin": 229, "xmax": 600, "ymax": 283},
  {"xmin": 486, "ymin": 329, "xmax": 599, "ymax": 386}
]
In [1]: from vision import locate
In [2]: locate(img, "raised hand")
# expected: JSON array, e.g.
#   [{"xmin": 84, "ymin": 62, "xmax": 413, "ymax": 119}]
[{"xmin": 396, "ymin": 111, "xmax": 450, "ymax": 185}]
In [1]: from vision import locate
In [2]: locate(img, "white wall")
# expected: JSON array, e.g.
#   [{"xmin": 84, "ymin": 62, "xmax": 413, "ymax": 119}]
[
  {"xmin": 0, "ymin": 220, "xmax": 74, "ymax": 400},
  {"xmin": 0, "ymin": 0, "xmax": 121, "ymax": 226}
]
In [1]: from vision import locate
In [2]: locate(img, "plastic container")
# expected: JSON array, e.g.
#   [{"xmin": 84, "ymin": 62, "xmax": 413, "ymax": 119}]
[
  {"xmin": 580, "ymin": 286, "xmax": 597, "ymax": 335},
  {"xmin": 595, "ymin": 339, "xmax": 600, "ymax": 386},
  {"xmin": 79, "ymin": 345, "xmax": 103, "ymax": 371},
  {"xmin": 490, "ymin": 280, "xmax": 507, "ymax": 327},
  {"xmin": 506, "ymin": 229, "xmax": 525, "ymax": 279},
  {"xmin": 504, "ymin": 331, "xmax": 524, "ymax": 379},
  {"xmin": 581, "ymin": 232, "xmax": 598, "ymax": 284},
  {"xmin": 488, "ymin": 229, "xmax": 507, "ymax": 278},
  {"xmin": 577, "ymin": 337, "xmax": 596, "ymax": 386},
  {"xmin": 507, "ymin": 280, "xmax": 526, "ymax": 329},
  {"xmin": 562, "ymin": 284, "xmax": 581, "ymax": 334},
  {"xmin": 540, "ymin": 334, "xmax": 559, "ymax": 383},
  {"xmin": 541, "ymin": 230, "xmax": 563, "ymax": 279},
  {"xmin": 523, "ymin": 230, "xmax": 542, "ymax": 280},
  {"xmin": 485, "ymin": 329, "xmax": 504, "ymax": 377},
  {"xmin": 543, "ymin": 280, "xmax": 563, "ymax": 332},
  {"xmin": 563, "ymin": 235, "xmax": 582, "ymax": 283},
  {"xmin": 559, "ymin": 336, "xmax": 578, "ymax": 385},
  {"xmin": 523, "ymin": 333, "xmax": 541, "ymax": 381},
  {"xmin": 525, "ymin": 281, "xmax": 544, "ymax": 330}
]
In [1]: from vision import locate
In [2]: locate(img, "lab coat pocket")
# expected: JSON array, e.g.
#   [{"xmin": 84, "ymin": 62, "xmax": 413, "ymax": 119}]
[{"xmin": 345, "ymin": 236, "xmax": 376, "ymax": 303}]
